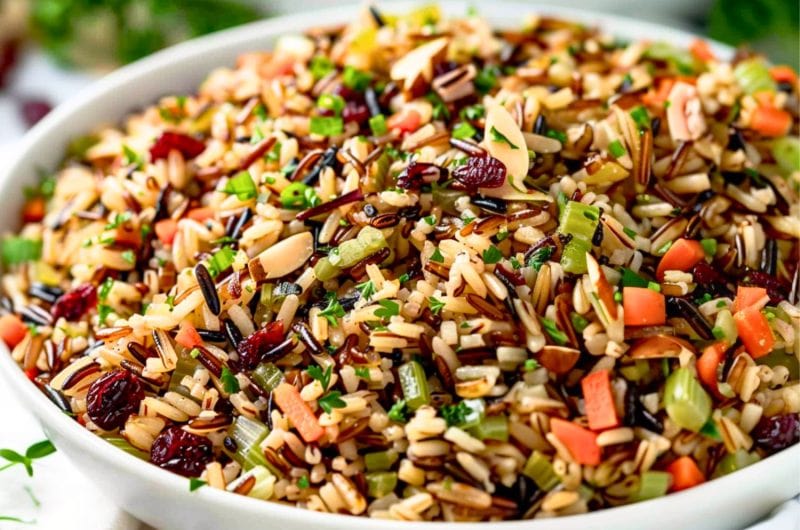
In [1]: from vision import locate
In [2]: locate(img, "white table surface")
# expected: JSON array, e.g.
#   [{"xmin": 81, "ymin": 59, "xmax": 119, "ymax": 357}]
[{"xmin": 0, "ymin": 15, "xmax": 797, "ymax": 530}]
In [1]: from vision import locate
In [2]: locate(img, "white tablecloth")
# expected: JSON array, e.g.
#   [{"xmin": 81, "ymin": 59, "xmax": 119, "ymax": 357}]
[{"xmin": 0, "ymin": 32, "xmax": 797, "ymax": 530}]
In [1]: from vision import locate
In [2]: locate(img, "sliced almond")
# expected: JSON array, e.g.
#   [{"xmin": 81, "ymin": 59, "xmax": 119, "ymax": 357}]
[
  {"xmin": 628, "ymin": 335, "xmax": 695, "ymax": 359},
  {"xmin": 248, "ymin": 231, "xmax": 313, "ymax": 282},
  {"xmin": 390, "ymin": 37, "xmax": 449, "ymax": 92},
  {"xmin": 537, "ymin": 345, "xmax": 580, "ymax": 374}
]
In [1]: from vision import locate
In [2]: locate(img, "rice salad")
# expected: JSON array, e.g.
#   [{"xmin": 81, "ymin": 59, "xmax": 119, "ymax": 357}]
[{"xmin": 1, "ymin": 5, "xmax": 799, "ymax": 522}]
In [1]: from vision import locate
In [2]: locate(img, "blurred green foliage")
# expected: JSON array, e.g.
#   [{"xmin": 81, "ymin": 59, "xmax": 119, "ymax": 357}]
[
  {"xmin": 30, "ymin": 0, "xmax": 261, "ymax": 67},
  {"xmin": 709, "ymin": 0, "xmax": 799, "ymax": 66}
]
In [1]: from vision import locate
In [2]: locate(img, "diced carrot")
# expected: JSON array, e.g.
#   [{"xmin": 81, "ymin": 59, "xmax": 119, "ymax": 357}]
[
  {"xmin": 732, "ymin": 285, "xmax": 768, "ymax": 314},
  {"xmin": 273, "ymin": 383, "xmax": 325, "ymax": 443},
  {"xmin": 387, "ymin": 110, "xmax": 422, "ymax": 133},
  {"xmin": 22, "ymin": 197, "xmax": 46, "ymax": 223},
  {"xmin": 114, "ymin": 223, "xmax": 142, "ymax": 249},
  {"xmin": 697, "ymin": 342, "xmax": 726, "ymax": 398},
  {"xmin": 769, "ymin": 65, "xmax": 798, "ymax": 85},
  {"xmin": 581, "ymin": 370, "xmax": 619, "ymax": 431},
  {"xmin": 666, "ymin": 456, "xmax": 705, "ymax": 492},
  {"xmin": 175, "ymin": 321, "xmax": 203, "ymax": 350},
  {"xmin": 260, "ymin": 54, "xmax": 295, "ymax": 79},
  {"xmin": 734, "ymin": 307, "xmax": 775, "ymax": 359},
  {"xmin": 187, "ymin": 207, "xmax": 215, "ymax": 222},
  {"xmin": 642, "ymin": 78, "xmax": 675, "ymax": 108},
  {"xmin": 689, "ymin": 39, "xmax": 715, "ymax": 62},
  {"xmin": 753, "ymin": 90, "xmax": 774, "ymax": 108},
  {"xmin": 154, "ymin": 218, "xmax": 179, "ymax": 246},
  {"xmin": 623, "ymin": 287, "xmax": 666, "ymax": 326},
  {"xmin": 0, "ymin": 314, "xmax": 28, "ymax": 349},
  {"xmin": 656, "ymin": 238, "xmax": 705, "ymax": 281},
  {"xmin": 750, "ymin": 106, "xmax": 792, "ymax": 137},
  {"xmin": 550, "ymin": 418, "xmax": 601, "ymax": 466}
]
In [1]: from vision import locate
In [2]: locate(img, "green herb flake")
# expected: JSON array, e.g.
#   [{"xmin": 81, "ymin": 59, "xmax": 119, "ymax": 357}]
[
  {"xmin": 309, "ymin": 55, "xmax": 335, "ymax": 80},
  {"xmin": 630, "ymin": 105, "xmax": 650, "ymax": 130},
  {"xmin": 189, "ymin": 478, "xmax": 207, "ymax": 492},
  {"xmin": 647, "ymin": 281, "xmax": 662, "ymax": 293},
  {"xmin": 356, "ymin": 280, "xmax": 376, "ymax": 300},
  {"xmin": 306, "ymin": 364, "xmax": 333, "ymax": 391},
  {"xmin": 452, "ymin": 122, "xmax": 477, "ymax": 140},
  {"xmin": 570, "ymin": 312, "xmax": 589, "ymax": 333},
  {"xmin": 369, "ymin": 114, "xmax": 388, "ymax": 136},
  {"xmin": 319, "ymin": 296, "xmax": 346, "ymax": 326},
  {"xmin": 122, "ymin": 145, "xmax": 143, "ymax": 168},
  {"xmin": 429, "ymin": 247, "xmax": 445, "ymax": 263},
  {"xmin": 482, "ymin": 245, "xmax": 503, "ymax": 264},
  {"xmin": 310, "ymin": 115, "xmax": 344, "ymax": 137},
  {"xmin": 460, "ymin": 104, "xmax": 485, "ymax": 121},
  {"xmin": 474, "ymin": 66, "xmax": 499, "ymax": 93},
  {"xmin": 489, "ymin": 126, "xmax": 519, "ymax": 150},
  {"xmin": 207, "ymin": 247, "xmax": 236, "ymax": 277},
  {"xmin": 623, "ymin": 227, "xmax": 637, "ymax": 239},
  {"xmin": 527, "ymin": 246, "xmax": 553, "ymax": 271},
  {"xmin": 223, "ymin": 171, "xmax": 258, "ymax": 200},
  {"xmin": 440, "ymin": 401, "xmax": 470, "ymax": 426},
  {"xmin": 428, "ymin": 296, "xmax": 445, "ymax": 315},
  {"xmin": 608, "ymin": 139, "xmax": 627, "ymax": 158},
  {"xmin": 540, "ymin": 317, "xmax": 567, "ymax": 345},
  {"xmin": 374, "ymin": 299, "xmax": 400, "ymax": 319},
  {"xmin": 387, "ymin": 399, "xmax": 408, "ymax": 423},
  {"xmin": 318, "ymin": 391, "xmax": 346, "ymax": 414},
  {"xmin": 121, "ymin": 250, "xmax": 136, "ymax": 264},
  {"xmin": 546, "ymin": 129, "xmax": 567, "ymax": 144},
  {"xmin": 342, "ymin": 66, "xmax": 371, "ymax": 91},
  {"xmin": 524, "ymin": 359, "xmax": 539, "ymax": 372},
  {"xmin": 220, "ymin": 366, "xmax": 240, "ymax": 394},
  {"xmin": 297, "ymin": 475, "xmax": 310, "ymax": 489},
  {"xmin": 354, "ymin": 367, "xmax": 371, "ymax": 380},
  {"xmin": 105, "ymin": 211, "xmax": 133, "ymax": 230}
]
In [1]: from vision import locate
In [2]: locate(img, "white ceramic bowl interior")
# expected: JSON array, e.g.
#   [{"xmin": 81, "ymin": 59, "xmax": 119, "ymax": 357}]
[{"xmin": 0, "ymin": 2, "xmax": 797, "ymax": 529}]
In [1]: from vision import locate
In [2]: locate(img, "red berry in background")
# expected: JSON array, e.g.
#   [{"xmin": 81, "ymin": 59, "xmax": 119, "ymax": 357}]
[
  {"xmin": 51, "ymin": 283, "xmax": 97, "ymax": 322},
  {"xmin": 149, "ymin": 132, "xmax": 206, "ymax": 162},
  {"xmin": 0, "ymin": 39, "xmax": 19, "ymax": 89},
  {"xmin": 452, "ymin": 154, "xmax": 507, "ymax": 191},
  {"xmin": 342, "ymin": 101, "xmax": 369, "ymax": 124},
  {"xmin": 86, "ymin": 369, "xmax": 144, "ymax": 431},
  {"xmin": 150, "ymin": 426, "xmax": 213, "ymax": 477},
  {"xmin": 20, "ymin": 99, "xmax": 53, "ymax": 128},
  {"xmin": 237, "ymin": 321, "xmax": 284, "ymax": 369},
  {"xmin": 752, "ymin": 413, "xmax": 800, "ymax": 454}
]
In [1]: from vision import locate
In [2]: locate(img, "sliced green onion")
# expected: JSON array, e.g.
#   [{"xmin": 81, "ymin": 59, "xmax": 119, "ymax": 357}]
[
  {"xmin": 398, "ymin": 360, "xmax": 430, "ymax": 410},
  {"xmin": 700, "ymin": 238, "xmax": 718, "ymax": 258},
  {"xmin": 310, "ymin": 116, "xmax": 343, "ymax": 137},
  {"xmin": 317, "ymin": 93, "xmax": 345, "ymax": 115},
  {"xmin": 522, "ymin": 450, "xmax": 560, "ymax": 491},
  {"xmin": 608, "ymin": 139, "xmax": 626, "ymax": 158},
  {"xmin": 280, "ymin": 182, "xmax": 319, "ymax": 209},
  {"xmin": 452, "ymin": 122, "xmax": 477, "ymax": 140},
  {"xmin": 634, "ymin": 471, "xmax": 670, "ymax": 501},
  {"xmin": 366, "ymin": 471, "xmax": 398, "ymax": 498},
  {"xmin": 663, "ymin": 367, "xmax": 712, "ymax": 432},
  {"xmin": 103, "ymin": 436, "xmax": 149, "ymax": 460},
  {"xmin": 645, "ymin": 42, "xmax": 696, "ymax": 75},
  {"xmin": 2, "ymin": 237, "xmax": 42, "ymax": 266},
  {"xmin": 309, "ymin": 55, "xmax": 335, "ymax": 80},
  {"xmin": 712, "ymin": 450, "xmax": 761, "ymax": 478},
  {"xmin": 206, "ymin": 246, "xmax": 236, "ymax": 278},
  {"xmin": 252, "ymin": 362, "xmax": 284, "ymax": 392},
  {"xmin": 364, "ymin": 450, "xmax": 398, "ymax": 472},
  {"xmin": 470, "ymin": 414, "xmax": 508, "ymax": 442},
  {"xmin": 630, "ymin": 105, "xmax": 650, "ymax": 130},
  {"xmin": 223, "ymin": 171, "xmax": 257, "ymax": 200},
  {"xmin": 369, "ymin": 114, "xmax": 388, "ymax": 136},
  {"xmin": 342, "ymin": 66, "xmax": 371, "ymax": 91},
  {"xmin": 733, "ymin": 58, "xmax": 776, "ymax": 95}
]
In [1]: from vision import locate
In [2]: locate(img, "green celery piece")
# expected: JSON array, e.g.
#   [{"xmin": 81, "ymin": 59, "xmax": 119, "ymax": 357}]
[
  {"xmin": 168, "ymin": 355, "xmax": 201, "ymax": 401},
  {"xmin": 364, "ymin": 450, "xmax": 398, "ymax": 472},
  {"xmin": 398, "ymin": 361, "xmax": 430, "ymax": 410},
  {"xmin": 634, "ymin": 471, "xmax": 671, "ymax": 501},
  {"xmin": 560, "ymin": 238, "xmax": 591, "ymax": 275},
  {"xmin": 313, "ymin": 257, "xmax": 342, "ymax": 281},
  {"xmin": 557, "ymin": 201, "xmax": 600, "ymax": 274},
  {"xmin": 522, "ymin": 450, "xmax": 560, "ymax": 491},
  {"xmin": 366, "ymin": 471, "xmax": 398, "ymax": 498},
  {"xmin": 251, "ymin": 362, "xmax": 284, "ymax": 392},
  {"xmin": 663, "ymin": 367, "xmax": 712, "ymax": 432},
  {"xmin": 470, "ymin": 414, "xmax": 508, "ymax": 442},
  {"xmin": 712, "ymin": 450, "xmax": 761, "ymax": 478},
  {"xmin": 224, "ymin": 416, "xmax": 280, "ymax": 475}
]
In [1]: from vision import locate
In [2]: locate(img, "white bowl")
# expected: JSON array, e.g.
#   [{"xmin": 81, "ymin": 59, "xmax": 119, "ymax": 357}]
[{"xmin": 0, "ymin": 2, "xmax": 797, "ymax": 529}]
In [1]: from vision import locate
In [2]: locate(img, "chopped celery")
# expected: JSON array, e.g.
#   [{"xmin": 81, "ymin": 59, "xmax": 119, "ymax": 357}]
[
  {"xmin": 224, "ymin": 416, "xmax": 276, "ymax": 473},
  {"xmin": 252, "ymin": 362, "xmax": 284, "ymax": 392},
  {"xmin": 522, "ymin": 450, "xmax": 560, "ymax": 491},
  {"xmin": 620, "ymin": 360, "xmax": 651, "ymax": 382},
  {"xmin": 364, "ymin": 450, "xmax": 398, "ymax": 472},
  {"xmin": 733, "ymin": 58, "xmax": 776, "ymax": 95},
  {"xmin": 398, "ymin": 361, "xmax": 430, "ymax": 410},
  {"xmin": 713, "ymin": 309, "xmax": 737, "ymax": 345},
  {"xmin": 634, "ymin": 471, "xmax": 671, "ymax": 501},
  {"xmin": 712, "ymin": 450, "xmax": 761, "ymax": 478},
  {"xmin": 663, "ymin": 367, "xmax": 712, "ymax": 432},
  {"xmin": 316, "ymin": 226, "xmax": 387, "ymax": 280},
  {"xmin": 366, "ymin": 471, "xmax": 398, "ymax": 498},
  {"xmin": 470, "ymin": 414, "xmax": 508, "ymax": 442},
  {"xmin": 772, "ymin": 137, "xmax": 800, "ymax": 175},
  {"xmin": 557, "ymin": 201, "xmax": 600, "ymax": 274},
  {"xmin": 103, "ymin": 436, "xmax": 149, "ymax": 460},
  {"xmin": 755, "ymin": 349, "xmax": 799, "ymax": 380},
  {"xmin": 168, "ymin": 355, "xmax": 201, "ymax": 401},
  {"xmin": 644, "ymin": 42, "xmax": 696, "ymax": 74},
  {"xmin": 313, "ymin": 257, "xmax": 341, "ymax": 281}
]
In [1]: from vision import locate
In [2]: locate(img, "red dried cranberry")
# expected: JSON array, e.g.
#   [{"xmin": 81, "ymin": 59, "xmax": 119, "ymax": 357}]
[
  {"xmin": 692, "ymin": 261, "xmax": 732, "ymax": 297},
  {"xmin": 331, "ymin": 84, "xmax": 358, "ymax": 101},
  {"xmin": 397, "ymin": 161, "xmax": 447, "ymax": 189},
  {"xmin": 20, "ymin": 99, "xmax": 52, "ymax": 128},
  {"xmin": 0, "ymin": 39, "xmax": 19, "ymax": 89},
  {"xmin": 149, "ymin": 132, "xmax": 206, "ymax": 162},
  {"xmin": 743, "ymin": 271, "xmax": 789, "ymax": 304},
  {"xmin": 150, "ymin": 426, "xmax": 213, "ymax": 477},
  {"xmin": 752, "ymin": 413, "xmax": 800, "ymax": 454},
  {"xmin": 86, "ymin": 369, "xmax": 144, "ymax": 431},
  {"xmin": 237, "ymin": 321, "xmax": 285, "ymax": 369},
  {"xmin": 452, "ymin": 155, "xmax": 507, "ymax": 191},
  {"xmin": 342, "ymin": 101, "xmax": 370, "ymax": 124},
  {"xmin": 51, "ymin": 283, "xmax": 97, "ymax": 321}
]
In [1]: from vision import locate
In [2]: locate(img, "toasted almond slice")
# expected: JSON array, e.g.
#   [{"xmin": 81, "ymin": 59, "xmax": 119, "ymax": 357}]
[
  {"xmin": 390, "ymin": 37, "xmax": 449, "ymax": 92},
  {"xmin": 248, "ymin": 231, "xmax": 313, "ymax": 282}
]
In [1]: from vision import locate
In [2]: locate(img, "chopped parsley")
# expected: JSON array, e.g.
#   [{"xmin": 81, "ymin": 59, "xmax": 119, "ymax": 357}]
[
  {"xmin": 608, "ymin": 139, "xmax": 626, "ymax": 158},
  {"xmin": 223, "ymin": 171, "xmax": 258, "ymax": 200},
  {"xmin": 429, "ymin": 247, "xmax": 444, "ymax": 263},
  {"xmin": 387, "ymin": 399, "xmax": 408, "ymax": 423},
  {"xmin": 0, "ymin": 439, "xmax": 56, "ymax": 477},
  {"xmin": 354, "ymin": 367, "xmax": 371, "ymax": 380},
  {"xmin": 220, "ymin": 366, "xmax": 240, "ymax": 394},
  {"xmin": 356, "ymin": 280, "xmax": 376, "ymax": 300},
  {"xmin": 440, "ymin": 401, "xmax": 470, "ymax": 426},
  {"xmin": 540, "ymin": 317, "xmax": 568, "ymax": 345},
  {"xmin": 489, "ymin": 126, "xmax": 519, "ymax": 150},
  {"xmin": 297, "ymin": 475, "xmax": 310, "ymax": 489},
  {"xmin": 482, "ymin": 245, "xmax": 503, "ymax": 264},
  {"xmin": 318, "ymin": 391, "xmax": 346, "ymax": 414},
  {"xmin": 374, "ymin": 299, "xmax": 400, "ymax": 319},
  {"xmin": 189, "ymin": 478, "xmax": 207, "ymax": 492},
  {"xmin": 452, "ymin": 122, "xmax": 476, "ymax": 140},
  {"xmin": 319, "ymin": 295, "xmax": 346, "ymax": 326},
  {"xmin": 307, "ymin": 364, "xmax": 333, "ymax": 391},
  {"xmin": 342, "ymin": 66, "xmax": 371, "ymax": 91},
  {"xmin": 428, "ymin": 296, "xmax": 445, "ymax": 315},
  {"xmin": 105, "ymin": 211, "xmax": 132, "ymax": 230},
  {"xmin": 527, "ymin": 246, "xmax": 553, "ymax": 271}
]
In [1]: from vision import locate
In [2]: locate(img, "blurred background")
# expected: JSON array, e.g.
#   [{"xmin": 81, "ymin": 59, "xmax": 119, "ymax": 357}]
[{"xmin": 0, "ymin": 0, "xmax": 798, "ymax": 145}]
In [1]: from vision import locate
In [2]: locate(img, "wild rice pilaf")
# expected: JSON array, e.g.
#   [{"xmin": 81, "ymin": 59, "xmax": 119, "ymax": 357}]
[{"xmin": 1, "ymin": 5, "xmax": 799, "ymax": 521}]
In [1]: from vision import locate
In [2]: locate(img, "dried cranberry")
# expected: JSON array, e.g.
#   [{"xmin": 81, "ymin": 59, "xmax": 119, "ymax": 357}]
[
  {"xmin": 452, "ymin": 155, "xmax": 507, "ymax": 191},
  {"xmin": 752, "ymin": 413, "xmax": 800, "ymax": 454},
  {"xmin": 433, "ymin": 60, "xmax": 459, "ymax": 77},
  {"xmin": 51, "ymin": 283, "xmax": 97, "ymax": 321},
  {"xmin": 0, "ymin": 39, "xmax": 19, "ymax": 89},
  {"xmin": 331, "ymin": 84, "xmax": 359, "ymax": 101},
  {"xmin": 149, "ymin": 132, "xmax": 206, "ymax": 162},
  {"xmin": 342, "ymin": 101, "xmax": 370, "ymax": 124},
  {"xmin": 743, "ymin": 271, "xmax": 789, "ymax": 304},
  {"xmin": 150, "ymin": 426, "xmax": 213, "ymax": 477},
  {"xmin": 86, "ymin": 369, "xmax": 144, "ymax": 431},
  {"xmin": 20, "ymin": 99, "xmax": 52, "ymax": 128},
  {"xmin": 237, "ymin": 321, "xmax": 285, "ymax": 369},
  {"xmin": 692, "ymin": 261, "xmax": 732, "ymax": 297},
  {"xmin": 396, "ymin": 161, "xmax": 447, "ymax": 189}
]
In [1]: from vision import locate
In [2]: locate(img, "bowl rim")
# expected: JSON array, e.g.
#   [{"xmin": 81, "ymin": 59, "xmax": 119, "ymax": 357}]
[{"xmin": 0, "ymin": 1, "xmax": 797, "ymax": 528}]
